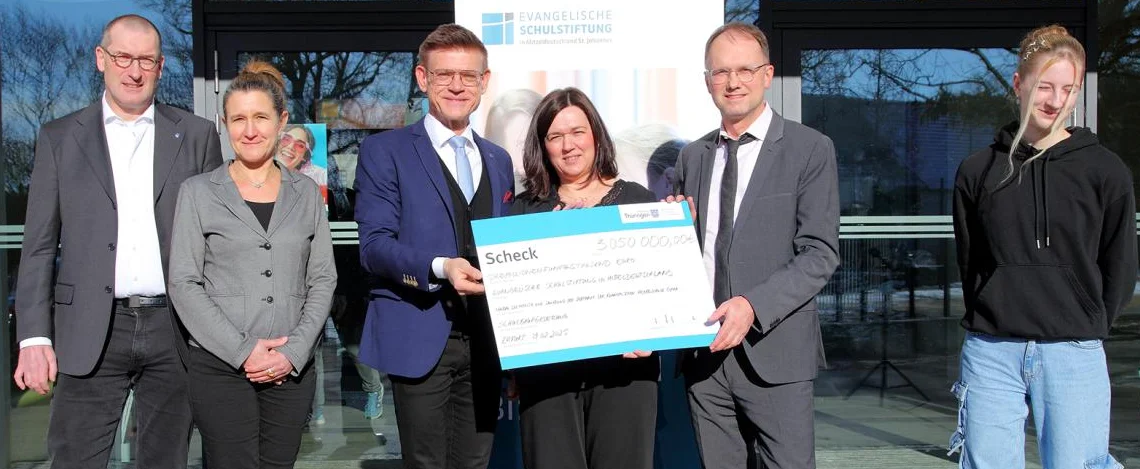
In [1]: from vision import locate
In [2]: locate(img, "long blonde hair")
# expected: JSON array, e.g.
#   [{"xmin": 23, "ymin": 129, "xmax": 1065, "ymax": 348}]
[{"xmin": 1003, "ymin": 25, "xmax": 1086, "ymax": 183}]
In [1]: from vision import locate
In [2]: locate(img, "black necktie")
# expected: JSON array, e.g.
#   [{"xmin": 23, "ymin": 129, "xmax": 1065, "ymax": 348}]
[{"xmin": 714, "ymin": 133, "xmax": 756, "ymax": 305}]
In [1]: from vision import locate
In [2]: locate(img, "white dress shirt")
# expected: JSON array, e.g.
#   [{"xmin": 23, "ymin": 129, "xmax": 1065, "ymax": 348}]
[
  {"xmin": 20, "ymin": 93, "xmax": 166, "ymax": 349},
  {"xmin": 423, "ymin": 113, "xmax": 484, "ymax": 279},
  {"xmin": 702, "ymin": 104, "xmax": 774, "ymax": 294}
]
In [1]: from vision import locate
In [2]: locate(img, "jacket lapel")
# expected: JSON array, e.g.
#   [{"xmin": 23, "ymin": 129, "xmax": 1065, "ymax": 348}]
[
  {"xmin": 209, "ymin": 164, "xmax": 267, "ymax": 238},
  {"xmin": 694, "ymin": 139, "xmax": 716, "ymax": 246},
  {"xmin": 74, "ymin": 104, "xmax": 117, "ymax": 205},
  {"xmin": 153, "ymin": 104, "xmax": 186, "ymax": 205},
  {"xmin": 473, "ymin": 133, "xmax": 505, "ymax": 217},
  {"xmin": 412, "ymin": 120, "xmax": 456, "ymax": 221},
  {"xmin": 266, "ymin": 168, "xmax": 302, "ymax": 238},
  {"xmin": 733, "ymin": 112, "xmax": 786, "ymax": 233}
]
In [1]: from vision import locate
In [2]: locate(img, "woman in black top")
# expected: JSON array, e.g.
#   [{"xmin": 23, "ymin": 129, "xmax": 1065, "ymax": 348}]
[
  {"xmin": 950, "ymin": 25, "xmax": 1135, "ymax": 469},
  {"xmin": 510, "ymin": 87, "xmax": 658, "ymax": 469}
]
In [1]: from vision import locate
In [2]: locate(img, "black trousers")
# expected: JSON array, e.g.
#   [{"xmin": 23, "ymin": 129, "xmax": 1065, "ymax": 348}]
[
  {"xmin": 48, "ymin": 304, "xmax": 193, "ymax": 469},
  {"xmin": 187, "ymin": 345, "xmax": 315, "ymax": 469},
  {"xmin": 516, "ymin": 357, "xmax": 659, "ymax": 469},
  {"xmin": 390, "ymin": 333, "xmax": 501, "ymax": 469}
]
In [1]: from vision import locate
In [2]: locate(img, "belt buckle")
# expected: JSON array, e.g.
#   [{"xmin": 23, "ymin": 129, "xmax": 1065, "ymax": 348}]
[{"xmin": 128, "ymin": 295, "xmax": 143, "ymax": 308}]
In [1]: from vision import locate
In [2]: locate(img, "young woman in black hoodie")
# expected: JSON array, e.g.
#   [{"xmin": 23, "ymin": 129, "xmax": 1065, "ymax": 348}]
[{"xmin": 949, "ymin": 25, "xmax": 1135, "ymax": 469}]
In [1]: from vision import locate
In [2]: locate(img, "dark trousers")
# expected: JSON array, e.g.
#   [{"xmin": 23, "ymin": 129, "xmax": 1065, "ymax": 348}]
[
  {"xmin": 391, "ymin": 333, "xmax": 500, "ymax": 469},
  {"xmin": 47, "ymin": 304, "xmax": 193, "ymax": 469},
  {"xmin": 187, "ymin": 345, "xmax": 315, "ymax": 469},
  {"xmin": 517, "ymin": 371, "xmax": 657, "ymax": 469},
  {"xmin": 331, "ymin": 294, "xmax": 384, "ymax": 393},
  {"xmin": 685, "ymin": 348, "xmax": 815, "ymax": 469}
]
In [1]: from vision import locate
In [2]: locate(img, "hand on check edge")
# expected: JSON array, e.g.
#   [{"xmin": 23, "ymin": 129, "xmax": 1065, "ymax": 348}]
[
  {"xmin": 707, "ymin": 296, "xmax": 755, "ymax": 352},
  {"xmin": 444, "ymin": 257, "xmax": 485, "ymax": 295},
  {"xmin": 553, "ymin": 200, "xmax": 586, "ymax": 211},
  {"xmin": 662, "ymin": 195, "xmax": 697, "ymax": 221},
  {"xmin": 622, "ymin": 350, "xmax": 653, "ymax": 359}
]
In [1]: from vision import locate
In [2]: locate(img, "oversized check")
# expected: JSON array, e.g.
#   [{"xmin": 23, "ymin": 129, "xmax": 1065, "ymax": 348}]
[{"xmin": 471, "ymin": 202, "xmax": 718, "ymax": 370}]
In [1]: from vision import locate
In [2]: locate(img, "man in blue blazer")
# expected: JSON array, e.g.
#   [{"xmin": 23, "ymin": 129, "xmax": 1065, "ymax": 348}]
[{"xmin": 354, "ymin": 24, "xmax": 514, "ymax": 469}]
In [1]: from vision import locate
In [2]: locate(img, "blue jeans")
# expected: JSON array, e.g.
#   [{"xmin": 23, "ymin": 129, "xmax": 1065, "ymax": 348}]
[{"xmin": 949, "ymin": 332, "xmax": 1121, "ymax": 469}]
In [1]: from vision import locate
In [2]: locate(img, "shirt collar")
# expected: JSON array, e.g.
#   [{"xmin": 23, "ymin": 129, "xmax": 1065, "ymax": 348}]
[
  {"xmin": 424, "ymin": 113, "xmax": 476, "ymax": 151},
  {"xmin": 102, "ymin": 91, "xmax": 156, "ymax": 125},
  {"xmin": 718, "ymin": 102, "xmax": 773, "ymax": 144}
]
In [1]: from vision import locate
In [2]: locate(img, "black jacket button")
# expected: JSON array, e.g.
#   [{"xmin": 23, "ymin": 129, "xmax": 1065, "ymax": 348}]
[
  {"xmin": 263, "ymin": 270, "xmax": 272, "ymax": 277},
  {"xmin": 108, "ymin": 243, "xmax": 116, "ymax": 251},
  {"xmin": 104, "ymin": 286, "xmax": 112, "ymax": 293},
  {"xmin": 265, "ymin": 296, "xmax": 274, "ymax": 304}
]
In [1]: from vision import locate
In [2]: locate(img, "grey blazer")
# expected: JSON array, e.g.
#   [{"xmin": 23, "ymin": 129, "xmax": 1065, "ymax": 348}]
[
  {"xmin": 15, "ymin": 102, "xmax": 222, "ymax": 376},
  {"xmin": 676, "ymin": 111, "xmax": 840, "ymax": 384},
  {"xmin": 167, "ymin": 163, "xmax": 337, "ymax": 372}
]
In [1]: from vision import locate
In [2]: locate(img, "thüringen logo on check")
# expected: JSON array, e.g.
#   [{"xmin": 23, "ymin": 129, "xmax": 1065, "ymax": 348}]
[
  {"xmin": 482, "ymin": 13, "xmax": 515, "ymax": 45},
  {"xmin": 618, "ymin": 203, "xmax": 684, "ymax": 224}
]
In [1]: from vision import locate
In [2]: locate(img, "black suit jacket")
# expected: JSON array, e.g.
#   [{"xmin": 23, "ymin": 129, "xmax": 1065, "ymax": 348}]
[{"xmin": 15, "ymin": 101, "xmax": 223, "ymax": 376}]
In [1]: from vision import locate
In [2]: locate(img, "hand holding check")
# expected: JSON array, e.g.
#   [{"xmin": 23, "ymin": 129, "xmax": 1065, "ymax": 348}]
[{"xmin": 444, "ymin": 257, "xmax": 485, "ymax": 295}]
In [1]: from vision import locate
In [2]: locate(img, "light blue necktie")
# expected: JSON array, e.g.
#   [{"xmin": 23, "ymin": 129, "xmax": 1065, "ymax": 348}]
[{"xmin": 449, "ymin": 135, "xmax": 475, "ymax": 203}]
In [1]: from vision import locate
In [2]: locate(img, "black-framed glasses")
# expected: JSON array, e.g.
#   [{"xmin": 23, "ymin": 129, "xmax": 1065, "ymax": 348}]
[
  {"xmin": 102, "ymin": 49, "xmax": 161, "ymax": 71},
  {"xmin": 427, "ymin": 69, "xmax": 485, "ymax": 87},
  {"xmin": 705, "ymin": 63, "xmax": 772, "ymax": 85}
]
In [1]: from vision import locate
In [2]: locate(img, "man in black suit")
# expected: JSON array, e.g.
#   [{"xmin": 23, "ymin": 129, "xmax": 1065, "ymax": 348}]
[{"xmin": 12, "ymin": 14, "xmax": 222, "ymax": 468}]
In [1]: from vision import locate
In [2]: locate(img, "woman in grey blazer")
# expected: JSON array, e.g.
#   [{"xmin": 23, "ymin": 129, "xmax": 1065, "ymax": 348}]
[{"xmin": 167, "ymin": 60, "xmax": 336, "ymax": 469}]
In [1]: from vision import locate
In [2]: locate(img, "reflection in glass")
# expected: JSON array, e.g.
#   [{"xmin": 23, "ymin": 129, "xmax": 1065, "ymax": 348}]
[
  {"xmin": 243, "ymin": 51, "xmax": 415, "ymax": 129},
  {"xmin": 1098, "ymin": 0, "xmax": 1140, "ymax": 204},
  {"xmin": 726, "ymin": 0, "xmax": 759, "ymax": 24},
  {"xmin": 800, "ymin": 50, "xmax": 1013, "ymax": 446},
  {"xmin": 802, "ymin": 48, "xmax": 1017, "ymax": 216}
]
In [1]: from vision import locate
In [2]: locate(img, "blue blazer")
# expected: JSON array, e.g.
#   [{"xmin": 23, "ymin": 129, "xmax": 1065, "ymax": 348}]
[{"xmin": 354, "ymin": 118, "xmax": 514, "ymax": 378}]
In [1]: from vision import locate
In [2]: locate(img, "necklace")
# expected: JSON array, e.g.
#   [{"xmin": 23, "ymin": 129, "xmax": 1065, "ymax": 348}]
[{"xmin": 232, "ymin": 165, "xmax": 273, "ymax": 189}]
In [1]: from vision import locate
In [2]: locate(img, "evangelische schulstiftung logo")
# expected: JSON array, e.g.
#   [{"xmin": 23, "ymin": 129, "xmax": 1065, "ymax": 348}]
[{"xmin": 482, "ymin": 13, "xmax": 515, "ymax": 45}]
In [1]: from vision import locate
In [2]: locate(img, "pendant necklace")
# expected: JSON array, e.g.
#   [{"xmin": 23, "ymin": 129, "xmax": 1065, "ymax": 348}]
[{"xmin": 233, "ymin": 165, "xmax": 271, "ymax": 189}]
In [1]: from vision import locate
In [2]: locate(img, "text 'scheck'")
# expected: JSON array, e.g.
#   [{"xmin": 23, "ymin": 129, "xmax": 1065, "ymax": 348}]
[{"xmin": 472, "ymin": 202, "xmax": 718, "ymax": 370}]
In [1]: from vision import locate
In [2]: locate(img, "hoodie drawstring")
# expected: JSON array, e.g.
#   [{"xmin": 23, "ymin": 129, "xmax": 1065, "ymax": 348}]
[
  {"xmin": 1042, "ymin": 154, "xmax": 1050, "ymax": 248},
  {"xmin": 1030, "ymin": 153, "xmax": 1052, "ymax": 250},
  {"xmin": 1032, "ymin": 162, "xmax": 1041, "ymax": 249}
]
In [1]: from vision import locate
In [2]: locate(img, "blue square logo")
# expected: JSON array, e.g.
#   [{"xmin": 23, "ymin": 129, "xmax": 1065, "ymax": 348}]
[{"xmin": 481, "ymin": 12, "xmax": 514, "ymax": 45}]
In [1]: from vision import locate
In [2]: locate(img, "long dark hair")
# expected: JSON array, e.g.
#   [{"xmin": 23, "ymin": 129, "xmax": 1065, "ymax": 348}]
[{"xmin": 521, "ymin": 87, "xmax": 618, "ymax": 200}]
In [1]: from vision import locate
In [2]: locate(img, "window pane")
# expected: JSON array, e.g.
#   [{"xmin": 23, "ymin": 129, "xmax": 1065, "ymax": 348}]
[
  {"xmin": 802, "ymin": 48, "xmax": 1017, "ymax": 216},
  {"xmin": 726, "ymin": 0, "xmax": 759, "ymax": 24},
  {"xmin": 800, "ymin": 47, "xmax": 1013, "ymax": 454},
  {"xmin": 1098, "ymin": 1, "xmax": 1140, "ymax": 462}
]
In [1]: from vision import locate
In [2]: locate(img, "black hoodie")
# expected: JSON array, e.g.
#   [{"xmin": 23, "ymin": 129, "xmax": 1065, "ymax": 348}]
[{"xmin": 953, "ymin": 121, "xmax": 1137, "ymax": 340}]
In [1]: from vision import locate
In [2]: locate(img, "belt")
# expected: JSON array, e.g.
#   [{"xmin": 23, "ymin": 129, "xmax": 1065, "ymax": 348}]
[{"xmin": 115, "ymin": 295, "xmax": 168, "ymax": 308}]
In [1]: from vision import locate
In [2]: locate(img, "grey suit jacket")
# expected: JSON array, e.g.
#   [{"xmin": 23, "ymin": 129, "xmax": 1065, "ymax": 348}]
[
  {"xmin": 676, "ymin": 111, "xmax": 840, "ymax": 384},
  {"xmin": 167, "ymin": 163, "xmax": 336, "ymax": 373},
  {"xmin": 15, "ymin": 102, "xmax": 223, "ymax": 376}
]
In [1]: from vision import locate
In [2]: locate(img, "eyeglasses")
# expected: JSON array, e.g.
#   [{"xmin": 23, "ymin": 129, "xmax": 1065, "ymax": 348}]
[
  {"xmin": 427, "ymin": 69, "xmax": 485, "ymax": 87},
  {"xmin": 705, "ymin": 63, "xmax": 772, "ymax": 85},
  {"xmin": 280, "ymin": 133, "xmax": 311, "ymax": 153},
  {"xmin": 102, "ymin": 49, "xmax": 161, "ymax": 71}
]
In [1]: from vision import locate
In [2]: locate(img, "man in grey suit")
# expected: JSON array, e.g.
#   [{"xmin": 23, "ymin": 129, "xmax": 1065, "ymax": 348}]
[
  {"xmin": 11, "ymin": 14, "xmax": 222, "ymax": 468},
  {"xmin": 673, "ymin": 23, "xmax": 839, "ymax": 469}
]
